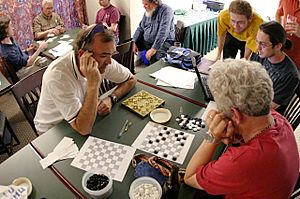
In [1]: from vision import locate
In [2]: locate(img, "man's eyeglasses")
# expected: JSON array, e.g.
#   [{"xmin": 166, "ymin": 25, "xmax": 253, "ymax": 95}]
[
  {"xmin": 256, "ymin": 40, "xmax": 273, "ymax": 48},
  {"xmin": 92, "ymin": 51, "xmax": 119, "ymax": 59},
  {"xmin": 81, "ymin": 24, "xmax": 107, "ymax": 49}
]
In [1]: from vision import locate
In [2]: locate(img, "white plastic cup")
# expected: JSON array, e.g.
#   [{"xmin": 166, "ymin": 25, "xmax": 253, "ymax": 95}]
[
  {"xmin": 82, "ymin": 169, "xmax": 113, "ymax": 199},
  {"xmin": 129, "ymin": 177, "xmax": 162, "ymax": 199}
]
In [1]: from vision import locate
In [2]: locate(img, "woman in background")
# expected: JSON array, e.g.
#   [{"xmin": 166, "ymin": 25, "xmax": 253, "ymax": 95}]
[{"xmin": 0, "ymin": 15, "xmax": 48, "ymax": 79}]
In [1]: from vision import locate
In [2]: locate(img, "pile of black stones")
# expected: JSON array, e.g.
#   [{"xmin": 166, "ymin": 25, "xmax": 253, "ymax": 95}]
[{"xmin": 86, "ymin": 174, "xmax": 109, "ymax": 191}]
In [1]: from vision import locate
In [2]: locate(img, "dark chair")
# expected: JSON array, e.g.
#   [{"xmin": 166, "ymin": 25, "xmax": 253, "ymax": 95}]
[
  {"xmin": 11, "ymin": 67, "xmax": 47, "ymax": 136},
  {"xmin": 282, "ymin": 82, "xmax": 300, "ymax": 130},
  {"xmin": 113, "ymin": 39, "xmax": 135, "ymax": 74},
  {"xmin": 118, "ymin": 15, "xmax": 126, "ymax": 43},
  {"xmin": 2, "ymin": 58, "xmax": 19, "ymax": 84},
  {"xmin": 0, "ymin": 111, "xmax": 20, "ymax": 156}
]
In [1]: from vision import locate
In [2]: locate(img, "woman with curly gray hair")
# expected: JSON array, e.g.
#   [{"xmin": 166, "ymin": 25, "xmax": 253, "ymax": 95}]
[{"xmin": 184, "ymin": 59, "xmax": 299, "ymax": 198}]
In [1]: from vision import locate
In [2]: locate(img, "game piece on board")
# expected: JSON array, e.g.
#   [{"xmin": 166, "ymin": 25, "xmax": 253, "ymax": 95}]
[
  {"xmin": 122, "ymin": 90, "xmax": 165, "ymax": 117},
  {"xmin": 132, "ymin": 121, "xmax": 195, "ymax": 164}
]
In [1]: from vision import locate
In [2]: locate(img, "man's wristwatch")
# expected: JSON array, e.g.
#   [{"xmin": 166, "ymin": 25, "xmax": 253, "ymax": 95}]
[
  {"xmin": 109, "ymin": 94, "xmax": 118, "ymax": 106},
  {"xmin": 204, "ymin": 132, "xmax": 221, "ymax": 144}
]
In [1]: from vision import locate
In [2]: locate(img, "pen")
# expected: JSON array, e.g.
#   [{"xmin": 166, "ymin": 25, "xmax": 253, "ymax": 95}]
[{"xmin": 118, "ymin": 120, "xmax": 129, "ymax": 138}]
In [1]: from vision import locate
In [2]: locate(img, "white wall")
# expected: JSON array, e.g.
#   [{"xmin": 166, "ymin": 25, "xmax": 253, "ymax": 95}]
[
  {"xmin": 222, "ymin": 0, "xmax": 280, "ymax": 21},
  {"xmin": 85, "ymin": 0, "xmax": 131, "ymax": 40},
  {"xmin": 86, "ymin": 0, "xmax": 281, "ymax": 40}
]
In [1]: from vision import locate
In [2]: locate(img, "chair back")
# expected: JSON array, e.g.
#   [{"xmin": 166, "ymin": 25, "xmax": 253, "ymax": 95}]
[
  {"xmin": 2, "ymin": 58, "xmax": 19, "ymax": 84},
  {"xmin": 113, "ymin": 39, "xmax": 134, "ymax": 74},
  {"xmin": 283, "ymin": 82, "xmax": 300, "ymax": 130},
  {"xmin": 118, "ymin": 15, "xmax": 126, "ymax": 43},
  {"xmin": 11, "ymin": 67, "xmax": 47, "ymax": 135}
]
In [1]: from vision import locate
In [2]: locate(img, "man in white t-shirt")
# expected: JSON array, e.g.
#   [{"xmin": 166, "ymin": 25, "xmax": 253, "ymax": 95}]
[{"xmin": 34, "ymin": 24, "xmax": 136, "ymax": 135}]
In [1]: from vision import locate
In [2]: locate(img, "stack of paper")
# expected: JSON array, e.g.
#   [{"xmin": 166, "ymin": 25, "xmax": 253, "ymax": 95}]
[
  {"xmin": 48, "ymin": 42, "xmax": 73, "ymax": 58},
  {"xmin": 40, "ymin": 137, "xmax": 79, "ymax": 169},
  {"xmin": 150, "ymin": 66, "xmax": 197, "ymax": 89}
]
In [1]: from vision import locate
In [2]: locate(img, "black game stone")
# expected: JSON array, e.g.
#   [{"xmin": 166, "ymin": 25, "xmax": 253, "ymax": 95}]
[
  {"xmin": 159, "ymin": 132, "xmax": 163, "ymax": 136},
  {"xmin": 162, "ymin": 137, "xmax": 166, "ymax": 141},
  {"xmin": 148, "ymin": 140, "xmax": 153, "ymax": 144},
  {"xmin": 163, "ymin": 127, "xmax": 168, "ymax": 130},
  {"xmin": 163, "ymin": 153, "xmax": 168, "ymax": 158},
  {"xmin": 166, "ymin": 131, "xmax": 170, "ymax": 135},
  {"xmin": 172, "ymin": 157, "xmax": 177, "ymax": 161},
  {"xmin": 86, "ymin": 174, "xmax": 109, "ymax": 191},
  {"xmin": 154, "ymin": 150, "xmax": 158, "ymax": 154}
]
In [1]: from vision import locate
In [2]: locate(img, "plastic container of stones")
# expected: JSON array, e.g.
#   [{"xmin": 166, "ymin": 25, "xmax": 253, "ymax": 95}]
[
  {"xmin": 129, "ymin": 176, "xmax": 162, "ymax": 199},
  {"xmin": 82, "ymin": 169, "xmax": 113, "ymax": 199}
]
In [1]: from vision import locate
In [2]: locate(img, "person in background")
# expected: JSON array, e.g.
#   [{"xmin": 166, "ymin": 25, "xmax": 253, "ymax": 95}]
[
  {"xmin": 0, "ymin": 15, "xmax": 48, "ymax": 79},
  {"xmin": 215, "ymin": 0, "xmax": 263, "ymax": 60},
  {"xmin": 95, "ymin": 0, "xmax": 121, "ymax": 44},
  {"xmin": 251, "ymin": 21, "xmax": 299, "ymax": 110},
  {"xmin": 132, "ymin": 0, "xmax": 175, "ymax": 64},
  {"xmin": 184, "ymin": 59, "xmax": 299, "ymax": 198},
  {"xmin": 276, "ymin": 0, "xmax": 300, "ymax": 69},
  {"xmin": 34, "ymin": 24, "xmax": 136, "ymax": 135},
  {"xmin": 33, "ymin": 0, "xmax": 66, "ymax": 40}
]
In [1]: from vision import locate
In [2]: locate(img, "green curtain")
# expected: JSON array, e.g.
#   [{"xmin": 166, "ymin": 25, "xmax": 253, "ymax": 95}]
[{"xmin": 183, "ymin": 17, "xmax": 217, "ymax": 55}]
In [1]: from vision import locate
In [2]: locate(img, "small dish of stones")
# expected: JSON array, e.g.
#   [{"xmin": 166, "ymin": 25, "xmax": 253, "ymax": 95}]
[
  {"xmin": 82, "ymin": 169, "xmax": 113, "ymax": 199},
  {"xmin": 150, "ymin": 108, "xmax": 172, "ymax": 124},
  {"xmin": 129, "ymin": 176, "xmax": 162, "ymax": 199}
]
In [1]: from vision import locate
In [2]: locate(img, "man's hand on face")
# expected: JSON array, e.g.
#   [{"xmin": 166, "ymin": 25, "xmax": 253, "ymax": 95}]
[
  {"xmin": 205, "ymin": 110, "xmax": 235, "ymax": 145},
  {"xmin": 80, "ymin": 51, "xmax": 101, "ymax": 87}
]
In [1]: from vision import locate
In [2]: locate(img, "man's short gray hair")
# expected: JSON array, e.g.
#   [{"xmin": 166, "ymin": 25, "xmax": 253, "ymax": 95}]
[
  {"xmin": 146, "ymin": 0, "xmax": 162, "ymax": 6},
  {"xmin": 42, "ymin": 0, "xmax": 53, "ymax": 7},
  {"xmin": 208, "ymin": 59, "xmax": 273, "ymax": 117}
]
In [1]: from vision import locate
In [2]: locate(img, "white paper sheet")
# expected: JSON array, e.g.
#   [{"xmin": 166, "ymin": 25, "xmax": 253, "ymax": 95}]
[
  {"xmin": 71, "ymin": 136, "xmax": 136, "ymax": 182},
  {"xmin": 40, "ymin": 137, "xmax": 79, "ymax": 169},
  {"xmin": 150, "ymin": 66, "xmax": 197, "ymax": 89},
  {"xmin": 0, "ymin": 185, "xmax": 27, "ymax": 199},
  {"xmin": 60, "ymin": 34, "xmax": 71, "ymax": 39},
  {"xmin": 48, "ymin": 43, "xmax": 73, "ymax": 57}
]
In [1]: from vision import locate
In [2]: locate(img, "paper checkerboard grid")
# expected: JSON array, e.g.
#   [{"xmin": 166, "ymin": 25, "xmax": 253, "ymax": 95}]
[
  {"xmin": 71, "ymin": 136, "xmax": 136, "ymax": 182},
  {"xmin": 132, "ymin": 121, "xmax": 194, "ymax": 164}
]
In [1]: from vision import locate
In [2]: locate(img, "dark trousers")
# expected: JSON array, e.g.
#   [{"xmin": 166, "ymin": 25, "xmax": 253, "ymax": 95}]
[
  {"xmin": 223, "ymin": 32, "xmax": 246, "ymax": 59},
  {"xmin": 135, "ymin": 39, "xmax": 173, "ymax": 63}
]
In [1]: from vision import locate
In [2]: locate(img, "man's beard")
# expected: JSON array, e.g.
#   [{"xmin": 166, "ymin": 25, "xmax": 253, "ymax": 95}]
[{"xmin": 145, "ymin": 9, "xmax": 155, "ymax": 17}]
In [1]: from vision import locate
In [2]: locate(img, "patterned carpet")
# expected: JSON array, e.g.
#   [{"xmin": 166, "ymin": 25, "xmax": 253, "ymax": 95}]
[{"xmin": 0, "ymin": 92, "xmax": 37, "ymax": 163}]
